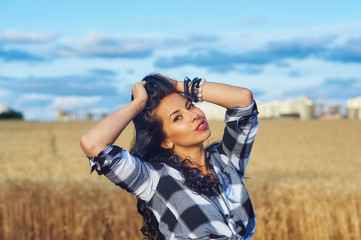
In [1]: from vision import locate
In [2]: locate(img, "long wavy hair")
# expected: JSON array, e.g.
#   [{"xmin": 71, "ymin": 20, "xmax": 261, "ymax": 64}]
[{"xmin": 130, "ymin": 74, "xmax": 220, "ymax": 240}]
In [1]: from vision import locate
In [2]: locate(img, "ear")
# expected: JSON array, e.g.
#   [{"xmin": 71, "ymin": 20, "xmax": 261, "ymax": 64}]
[{"xmin": 161, "ymin": 139, "xmax": 174, "ymax": 149}]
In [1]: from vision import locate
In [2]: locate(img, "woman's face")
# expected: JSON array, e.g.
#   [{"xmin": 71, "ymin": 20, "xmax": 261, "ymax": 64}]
[{"xmin": 154, "ymin": 93, "xmax": 211, "ymax": 152}]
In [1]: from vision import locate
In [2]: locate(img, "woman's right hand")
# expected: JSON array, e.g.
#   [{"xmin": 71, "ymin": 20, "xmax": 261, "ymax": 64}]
[
  {"xmin": 80, "ymin": 81, "xmax": 149, "ymax": 157},
  {"xmin": 132, "ymin": 81, "xmax": 148, "ymax": 110}
]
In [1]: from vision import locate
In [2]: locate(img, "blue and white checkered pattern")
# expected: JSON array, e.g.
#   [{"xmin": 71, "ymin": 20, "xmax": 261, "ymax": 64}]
[{"xmin": 89, "ymin": 102, "xmax": 259, "ymax": 240}]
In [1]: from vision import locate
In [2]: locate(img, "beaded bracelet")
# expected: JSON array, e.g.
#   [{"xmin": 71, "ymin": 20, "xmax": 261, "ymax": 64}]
[
  {"xmin": 197, "ymin": 78, "xmax": 206, "ymax": 102},
  {"xmin": 183, "ymin": 77, "xmax": 206, "ymax": 103},
  {"xmin": 190, "ymin": 77, "xmax": 201, "ymax": 102},
  {"xmin": 183, "ymin": 77, "xmax": 191, "ymax": 101}
]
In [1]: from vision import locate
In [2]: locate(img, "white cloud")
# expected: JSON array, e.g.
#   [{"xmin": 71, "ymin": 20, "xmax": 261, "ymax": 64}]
[
  {"xmin": 21, "ymin": 93, "xmax": 54, "ymax": 101},
  {"xmin": 0, "ymin": 30, "xmax": 58, "ymax": 44},
  {"xmin": 50, "ymin": 96, "xmax": 101, "ymax": 109},
  {"xmin": 52, "ymin": 31, "xmax": 220, "ymax": 59}
]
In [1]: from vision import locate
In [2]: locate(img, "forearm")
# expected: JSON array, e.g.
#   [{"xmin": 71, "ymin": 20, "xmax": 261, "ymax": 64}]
[
  {"xmin": 80, "ymin": 98, "xmax": 145, "ymax": 157},
  {"xmin": 175, "ymin": 80, "xmax": 253, "ymax": 109}
]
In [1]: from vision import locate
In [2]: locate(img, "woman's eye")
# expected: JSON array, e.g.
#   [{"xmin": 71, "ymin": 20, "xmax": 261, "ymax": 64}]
[
  {"xmin": 187, "ymin": 103, "xmax": 194, "ymax": 110},
  {"xmin": 174, "ymin": 115, "xmax": 181, "ymax": 122}
]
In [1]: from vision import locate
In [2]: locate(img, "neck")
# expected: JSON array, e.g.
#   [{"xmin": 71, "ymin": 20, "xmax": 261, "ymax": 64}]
[{"xmin": 174, "ymin": 144, "xmax": 210, "ymax": 176}]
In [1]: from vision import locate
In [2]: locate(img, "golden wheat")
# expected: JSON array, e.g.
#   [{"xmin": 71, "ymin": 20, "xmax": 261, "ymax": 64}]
[{"xmin": 0, "ymin": 119, "xmax": 360, "ymax": 240}]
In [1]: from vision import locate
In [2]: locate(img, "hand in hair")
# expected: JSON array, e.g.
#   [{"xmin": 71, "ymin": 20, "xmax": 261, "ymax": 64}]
[
  {"xmin": 80, "ymin": 81, "xmax": 149, "ymax": 157},
  {"xmin": 132, "ymin": 81, "xmax": 148, "ymax": 111}
]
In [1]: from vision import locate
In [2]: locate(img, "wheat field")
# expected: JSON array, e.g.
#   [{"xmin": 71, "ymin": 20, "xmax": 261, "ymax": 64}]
[{"xmin": 0, "ymin": 119, "xmax": 361, "ymax": 240}]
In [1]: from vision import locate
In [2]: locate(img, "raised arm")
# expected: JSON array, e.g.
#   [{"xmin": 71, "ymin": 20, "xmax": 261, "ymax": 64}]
[
  {"xmin": 158, "ymin": 74, "xmax": 253, "ymax": 109},
  {"xmin": 190, "ymin": 81, "xmax": 253, "ymax": 108},
  {"xmin": 80, "ymin": 82, "xmax": 148, "ymax": 157}
]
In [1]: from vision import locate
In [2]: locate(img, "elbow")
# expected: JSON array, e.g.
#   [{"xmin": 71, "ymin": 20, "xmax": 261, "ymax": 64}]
[
  {"xmin": 80, "ymin": 134, "xmax": 96, "ymax": 157},
  {"xmin": 247, "ymin": 89, "xmax": 254, "ymax": 104},
  {"xmin": 241, "ymin": 88, "xmax": 254, "ymax": 107}
]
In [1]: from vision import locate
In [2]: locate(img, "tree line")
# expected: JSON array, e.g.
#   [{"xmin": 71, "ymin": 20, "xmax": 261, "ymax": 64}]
[{"xmin": 0, "ymin": 109, "xmax": 23, "ymax": 120}]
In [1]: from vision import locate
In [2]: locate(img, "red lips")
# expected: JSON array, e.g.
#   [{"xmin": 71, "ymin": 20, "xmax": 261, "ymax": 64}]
[{"xmin": 195, "ymin": 120, "xmax": 207, "ymax": 131}]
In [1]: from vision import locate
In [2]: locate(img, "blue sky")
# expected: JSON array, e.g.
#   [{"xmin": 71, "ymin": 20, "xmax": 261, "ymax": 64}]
[{"xmin": 1, "ymin": 0, "xmax": 361, "ymax": 120}]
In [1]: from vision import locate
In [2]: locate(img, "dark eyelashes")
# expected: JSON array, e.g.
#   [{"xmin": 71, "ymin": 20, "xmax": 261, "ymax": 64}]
[
  {"xmin": 173, "ymin": 115, "xmax": 181, "ymax": 122},
  {"xmin": 173, "ymin": 101, "xmax": 194, "ymax": 122}
]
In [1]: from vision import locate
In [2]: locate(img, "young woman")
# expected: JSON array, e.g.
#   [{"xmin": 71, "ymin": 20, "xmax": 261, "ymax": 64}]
[{"xmin": 80, "ymin": 73, "xmax": 259, "ymax": 240}]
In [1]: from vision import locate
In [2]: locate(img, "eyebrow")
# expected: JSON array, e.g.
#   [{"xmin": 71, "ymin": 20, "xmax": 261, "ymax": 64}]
[
  {"xmin": 169, "ymin": 110, "xmax": 180, "ymax": 120},
  {"xmin": 168, "ymin": 100, "xmax": 190, "ymax": 120}
]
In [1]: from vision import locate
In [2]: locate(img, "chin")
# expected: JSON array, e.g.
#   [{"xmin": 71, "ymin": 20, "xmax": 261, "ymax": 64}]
[{"xmin": 202, "ymin": 130, "xmax": 212, "ymax": 141}]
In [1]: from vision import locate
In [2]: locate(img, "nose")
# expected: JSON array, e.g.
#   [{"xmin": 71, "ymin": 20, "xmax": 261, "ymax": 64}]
[{"xmin": 189, "ymin": 109, "xmax": 199, "ymax": 122}]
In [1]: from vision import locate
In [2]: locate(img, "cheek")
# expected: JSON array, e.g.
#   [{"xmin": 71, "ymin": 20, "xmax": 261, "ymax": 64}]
[{"xmin": 167, "ymin": 124, "xmax": 189, "ymax": 139}]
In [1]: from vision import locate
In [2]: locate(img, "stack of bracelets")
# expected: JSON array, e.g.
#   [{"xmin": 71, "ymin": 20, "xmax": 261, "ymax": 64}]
[{"xmin": 183, "ymin": 77, "xmax": 206, "ymax": 103}]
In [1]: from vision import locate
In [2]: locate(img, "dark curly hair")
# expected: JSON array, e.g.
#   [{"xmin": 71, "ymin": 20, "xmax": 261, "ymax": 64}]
[{"xmin": 130, "ymin": 74, "xmax": 220, "ymax": 240}]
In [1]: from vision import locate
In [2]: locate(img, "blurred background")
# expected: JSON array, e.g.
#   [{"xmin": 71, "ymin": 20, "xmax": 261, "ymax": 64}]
[{"xmin": 1, "ymin": 0, "xmax": 361, "ymax": 121}]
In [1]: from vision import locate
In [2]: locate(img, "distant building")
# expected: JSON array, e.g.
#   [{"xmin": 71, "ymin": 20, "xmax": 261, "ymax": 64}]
[
  {"xmin": 317, "ymin": 104, "xmax": 346, "ymax": 120},
  {"xmin": 319, "ymin": 113, "xmax": 345, "ymax": 120},
  {"xmin": 257, "ymin": 101, "xmax": 280, "ymax": 119},
  {"xmin": 347, "ymin": 97, "xmax": 361, "ymax": 120},
  {"xmin": 258, "ymin": 96, "xmax": 314, "ymax": 120},
  {"xmin": 329, "ymin": 104, "xmax": 342, "ymax": 114},
  {"xmin": 57, "ymin": 110, "xmax": 108, "ymax": 121}
]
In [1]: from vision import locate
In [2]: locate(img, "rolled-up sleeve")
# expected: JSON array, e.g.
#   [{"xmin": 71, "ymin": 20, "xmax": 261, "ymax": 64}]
[
  {"xmin": 88, "ymin": 145, "xmax": 159, "ymax": 202},
  {"xmin": 217, "ymin": 101, "xmax": 259, "ymax": 175}
]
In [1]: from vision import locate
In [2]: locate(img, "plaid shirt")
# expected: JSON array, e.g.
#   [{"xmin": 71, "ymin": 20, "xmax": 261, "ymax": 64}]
[{"xmin": 89, "ymin": 102, "xmax": 259, "ymax": 240}]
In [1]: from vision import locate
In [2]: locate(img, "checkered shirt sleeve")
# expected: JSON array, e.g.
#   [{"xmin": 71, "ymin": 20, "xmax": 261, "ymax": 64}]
[
  {"xmin": 217, "ymin": 101, "xmax": 259, "ymax": 176},
  {"xmin": 88, "ymin": 145, "xmax": 159, "ymax": 202}
]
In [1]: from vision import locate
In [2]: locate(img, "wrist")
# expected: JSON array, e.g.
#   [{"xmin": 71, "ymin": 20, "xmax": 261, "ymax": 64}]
[
  {"xmin": 175, "ymin": 81, "xmax": 184, "ymax": 93},
  {"xmin": 132, "ymin": 97, "xmax": 147, "ymax": 112},
  {"xmin": 182, "ymin": 77, "xmax": 206, "ymax": 103}
]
